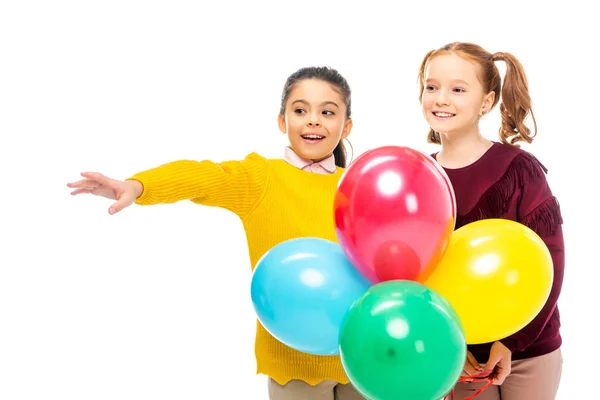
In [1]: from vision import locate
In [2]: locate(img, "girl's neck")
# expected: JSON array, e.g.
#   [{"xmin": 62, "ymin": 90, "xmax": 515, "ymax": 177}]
[{"xmin": 437, "ymin": 131, "xmax": 493, "ymax": 169}]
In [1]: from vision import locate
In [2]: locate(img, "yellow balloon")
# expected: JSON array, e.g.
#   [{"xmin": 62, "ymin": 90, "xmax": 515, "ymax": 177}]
[{"xmin": 424, "ymin": 219, "xmax": 553, "ymax": 344}]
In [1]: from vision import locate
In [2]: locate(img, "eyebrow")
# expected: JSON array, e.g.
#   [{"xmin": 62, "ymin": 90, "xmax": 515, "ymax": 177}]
[
  {"xmin": 291, "ymin": 99, "xmax": 340, "ymax": 108},
  {"xmin": 426, "ymin": 78, "xmax": 471, "ymax": 86}
]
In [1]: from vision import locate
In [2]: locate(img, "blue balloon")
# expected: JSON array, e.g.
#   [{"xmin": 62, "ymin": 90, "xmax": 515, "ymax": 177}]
[{"xmin": 251, "ymin": 237, "xmax": 372, "ymax": 355}]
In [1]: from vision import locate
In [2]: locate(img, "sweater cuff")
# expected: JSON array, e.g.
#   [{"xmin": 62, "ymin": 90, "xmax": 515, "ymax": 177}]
[{"xmin": 125, "ymin": 176, "xmax": 151, "ymax": 205}]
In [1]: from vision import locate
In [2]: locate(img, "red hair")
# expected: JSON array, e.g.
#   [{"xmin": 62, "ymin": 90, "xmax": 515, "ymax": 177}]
[{"xmin": 418, "ymin": 42, "xmax": 537, "ymax": 146}]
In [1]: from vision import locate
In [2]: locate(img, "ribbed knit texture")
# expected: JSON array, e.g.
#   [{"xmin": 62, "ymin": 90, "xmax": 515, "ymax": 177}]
[{"xmin": 127, "ymin": 152, "xmax": 349, "ymax": 385}]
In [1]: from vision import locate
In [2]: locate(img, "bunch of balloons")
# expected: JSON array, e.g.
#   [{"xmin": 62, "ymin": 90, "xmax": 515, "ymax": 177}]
[{"xmin": 250, "ymin": 146, "xmax": 554, "ymax": 400}]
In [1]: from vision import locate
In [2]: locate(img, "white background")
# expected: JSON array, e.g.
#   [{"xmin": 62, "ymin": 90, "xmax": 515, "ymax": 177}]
[{"xmin": 1, "ymin": 1, "xmax": 596, "ymax": 399}]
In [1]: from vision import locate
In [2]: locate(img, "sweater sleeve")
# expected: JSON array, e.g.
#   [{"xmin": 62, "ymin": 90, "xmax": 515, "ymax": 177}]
[
  {"xmin": 125, "ymin": 152, "xmax": 269, "ymax": 218},
  {"xmin": 500, "ymin": 154, "xmax": 565, "ymax": 353}
]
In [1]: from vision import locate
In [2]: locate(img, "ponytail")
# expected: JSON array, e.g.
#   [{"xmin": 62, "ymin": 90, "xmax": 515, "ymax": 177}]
[
  {"xmin": 333, "ymin": 139, "xmax": 353, "ymax": 168},
  {"xmin": 492, "ymin": 52, "xmax": 537, "ymax": 146},
  {"xmin": 427, "ymin": 130, "xmax": 441, "ymax": 145}
]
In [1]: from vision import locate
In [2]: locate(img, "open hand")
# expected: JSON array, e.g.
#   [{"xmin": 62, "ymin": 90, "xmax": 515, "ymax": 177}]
[
  {"xmin": 67, "ymin": 172, "xmax": 143, "ymax": 215},
  {"xmin": 484, "ymin": 341, "xmax": 512, "ymax": 385}
]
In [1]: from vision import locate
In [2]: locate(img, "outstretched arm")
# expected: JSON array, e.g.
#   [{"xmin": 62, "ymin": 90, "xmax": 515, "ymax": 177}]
[
  {"xmin": 128, "ymin": 152, "xmax": 268, "ymax": 218},
  {"xmin": 68, "ymin": 152, "xmax": 269, "ymax": 218}
]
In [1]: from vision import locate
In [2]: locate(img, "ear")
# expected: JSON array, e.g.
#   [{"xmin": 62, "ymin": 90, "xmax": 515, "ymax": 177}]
[
  {"xmin": 277, "ymin": 114, "xmax": 287, "ymax": 134},
  {"xmin": 341, "ymin": 118, "xmax": 353, "ymax": 140},
  {"xmin": 481, "ymin": 91, "xmax": 495, "ymax": 114}
]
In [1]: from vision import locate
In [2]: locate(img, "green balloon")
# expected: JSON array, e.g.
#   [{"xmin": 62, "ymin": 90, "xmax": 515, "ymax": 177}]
[{"xmin": 339, "ymin": 280, "xmax": 466, "ymax": 400}]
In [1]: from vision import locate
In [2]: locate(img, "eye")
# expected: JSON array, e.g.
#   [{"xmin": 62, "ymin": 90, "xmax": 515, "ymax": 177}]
[
  {"xmin": 294, "ymin": 108, "xmax": 306, "ymax": 114},
  {"xmin": 453, "ymin": 87, "xmax": 466, "ymax": 93},
  {"xmin": 322, "ymin": 110, "xmax": 334, "ymax": 116},
  {"xmin": 425, "ymin": 85, "xmax": 436, "ymax": 92}
]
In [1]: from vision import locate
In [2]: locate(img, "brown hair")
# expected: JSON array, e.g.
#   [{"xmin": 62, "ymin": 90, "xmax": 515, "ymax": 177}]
[{"xmin": 418, "ymin": 42, "xmax": 537, "ymax": 147}]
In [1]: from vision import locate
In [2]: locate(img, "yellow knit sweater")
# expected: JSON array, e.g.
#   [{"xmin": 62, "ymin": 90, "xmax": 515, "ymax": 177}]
[{"xmin": 127, "ymin": 152, "xmax": 349, "ymax": 385}]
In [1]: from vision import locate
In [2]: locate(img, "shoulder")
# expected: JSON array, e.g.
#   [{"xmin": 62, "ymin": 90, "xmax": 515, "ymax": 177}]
[
  {"xmin": 244, "ymin": 153, "xmax": 289, "ymax": 168},
  {"xmin": 232, "ymin": 152, "xmax": 271, "ymax": 171},
  {"xmin": 491, "ymin": 142, "xmax": 549, "ymax": 184},
  {"xmin": 449, "ymin": 142, "xmax": 559, "ymax": 230},
  {"xmin": 501, "ymin": 145, "xmax": 563, "ymax": 235},
  {"xmin": 510, "ymin": 146, "xmax": 549, "ymax": 183},
  {"xmin": 242, "ymin": 152, "xmax": 268, "ymax": 163},
  {"xmin": 214, "ymin": 153, "xmax": 271, "ymax": 183},
  {"xmin": 215, "ymin": 152, "xmax": 268, "ymax": 165}
]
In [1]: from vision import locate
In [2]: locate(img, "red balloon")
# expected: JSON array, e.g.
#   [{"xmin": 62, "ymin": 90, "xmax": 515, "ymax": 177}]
[
  {"xmin": 372, "ymin": 240, "xmax": 421, "ymax": 282},
  {"xmin": 334, "ymin": 146, "xmax": 455, "ymax": 283}
]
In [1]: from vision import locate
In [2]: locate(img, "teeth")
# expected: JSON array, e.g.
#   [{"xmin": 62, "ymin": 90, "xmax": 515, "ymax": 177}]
[
  {"xmin": 434, "ymin": 112, "xmax": 454, "ymax": 117},
  {"xmin": 303, "ymin": 135, "xmax": 324, "ymax": 139}
]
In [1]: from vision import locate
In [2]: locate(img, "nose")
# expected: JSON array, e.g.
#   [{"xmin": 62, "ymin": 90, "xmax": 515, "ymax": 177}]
[
  {"xmin": 307, "ymin": 112, "xmax": 321, "ymax": 127},
  {"xmin": 435, "ymin": 90, "xmax": 450, "ymax": 106}
]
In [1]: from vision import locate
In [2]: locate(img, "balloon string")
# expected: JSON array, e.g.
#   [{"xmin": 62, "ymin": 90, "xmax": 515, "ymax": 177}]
[{"xmin": 443, "ymin": 370, "xmax": 494, "ymax": 400}]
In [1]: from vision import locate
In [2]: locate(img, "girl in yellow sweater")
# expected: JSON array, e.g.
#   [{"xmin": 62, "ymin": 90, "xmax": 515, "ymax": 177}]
[{"xmin": 67, "ymin": 66, "xmax": 365, "ymax": 400}]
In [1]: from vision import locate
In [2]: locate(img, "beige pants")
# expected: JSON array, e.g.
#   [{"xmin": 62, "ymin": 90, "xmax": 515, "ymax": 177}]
[
  {"xmin": 452, "ymin": 348, "xmax": 563, "ymax": 400},
  {"xmin": 268, "ymin": 378, "xmax": 365, "ymax": 400}
]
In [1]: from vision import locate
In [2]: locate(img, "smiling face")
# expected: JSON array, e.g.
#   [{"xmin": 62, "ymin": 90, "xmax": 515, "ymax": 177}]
[
  {"xmin": 278, "ymin": 78, "xmax": 352, "ymax": 161},
  {"xmin": 421, "ymin": 53, "xmax": 495, "ymax": 140}
]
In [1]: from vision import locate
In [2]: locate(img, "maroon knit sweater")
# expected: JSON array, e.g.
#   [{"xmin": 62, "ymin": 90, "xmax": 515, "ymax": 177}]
[{"xmin": 432, "ymin": 141, "xmax": 564, "ymax": 361}]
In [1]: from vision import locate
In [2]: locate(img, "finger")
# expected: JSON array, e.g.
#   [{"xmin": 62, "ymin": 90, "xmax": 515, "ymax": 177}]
[
  {"xmin": 462, "ymin": 363, "xmax": 479, "ymax": 377},
  {"xmin": 108, "ymin": 195, "xmax": 132, "ymax": 215},
  {"xmin": 80, "ymin": 172, "xmax": 115, "ymax": 187},
  {"xmin": 495, "ymin": 357, "xmax": 512, "ymax": 384},
  {"xmin": 70, "ymin": 188, "xmax": 92, "ymax": 195},
  {"xmin": 67, "ymin": 178, "xmax": 101, "ymax": 189},
  {"xmin": 467, "ymin": 353, "xmax": 483, "ymax": 371},
  {"xmin": 483, "ymin": 353, "xmax": 502, "ymax": 373},
  {"xmin": 500, "ymin": 356, "xmax": 512, "ymax": 374},
  {"xmin": 492, "ymin": 366, "xmax": 510, "ymax": 385}
]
